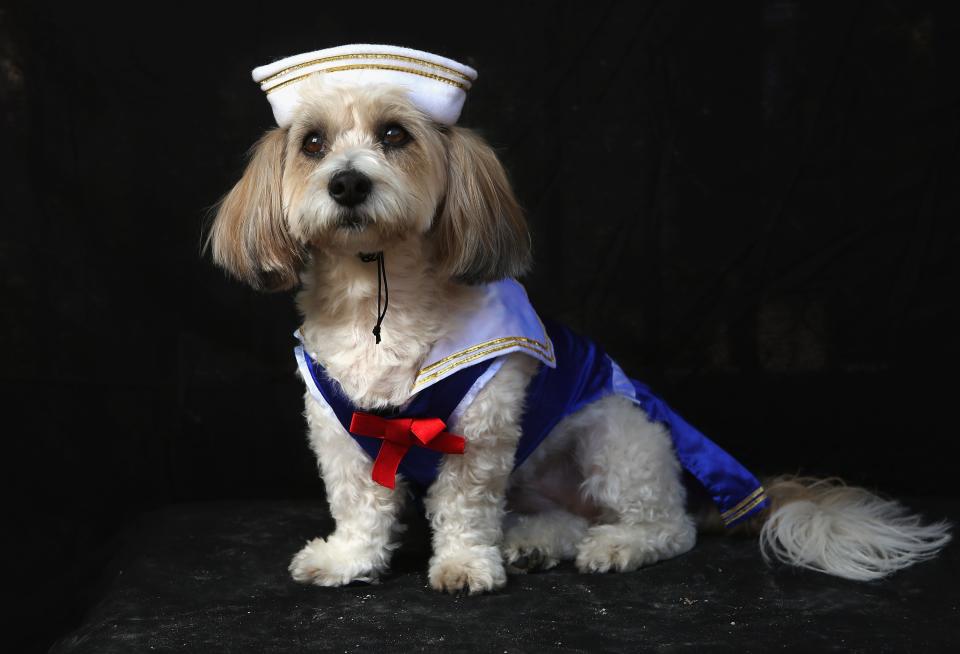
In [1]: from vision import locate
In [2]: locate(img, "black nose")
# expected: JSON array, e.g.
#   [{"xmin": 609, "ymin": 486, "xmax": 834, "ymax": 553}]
[{"xmin": 328, "ymin": 170, "xmax": 372, "ymax": 207}]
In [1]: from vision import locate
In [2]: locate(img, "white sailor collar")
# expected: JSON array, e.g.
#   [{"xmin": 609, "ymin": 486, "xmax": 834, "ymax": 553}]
[
  {"xmin": 294, "ymin": 279, "xmax": 555, "ymax": 398},
  {"xmin": 411, "ymin": 279, "xmax": 555, "ymax": 392}
]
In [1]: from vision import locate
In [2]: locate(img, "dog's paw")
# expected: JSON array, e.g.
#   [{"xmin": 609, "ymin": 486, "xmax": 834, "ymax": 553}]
[
  {"xmin": 503, "ymin": 544, "xmax": 555, "ymax": 574},
  {"xmin": 502, "ymin": 533, "xmax": 560, "ymax": 574},
  {"xmin": 502, "ymin": 511, "xmax": 587, "ymax": 574},
  {"xmin": 575, "ymin": 522, "xmax": 696, "ymax": 573},
  {"xmin": 428, "ymin": 546, "xmax": 507, "ymax": 594},
  {"xmin": 289, "ymin": 536, "xmax": 386, "ymax": 587},
  {"xmin": 575, "ymin": 527, "xmax": 643, "ymax": 573}
]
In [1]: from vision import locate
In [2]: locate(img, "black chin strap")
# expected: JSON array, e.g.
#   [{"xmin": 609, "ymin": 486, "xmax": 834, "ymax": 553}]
[{"xmin": 358, "ymin": 251, "xmax": 388, "ymax": 344}]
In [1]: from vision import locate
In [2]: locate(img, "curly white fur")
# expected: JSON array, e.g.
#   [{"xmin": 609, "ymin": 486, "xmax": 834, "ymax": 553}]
[
  {"xmin": 505, "ymin": 395, "xmax": 697, "ymax": 574},
  {"xmin": 424, "ymin": 354, "xmax": 536, "ymax": 593},
  {"xmin": 288, "ymin": 386, "xmax": 407, "ymax": 585}
]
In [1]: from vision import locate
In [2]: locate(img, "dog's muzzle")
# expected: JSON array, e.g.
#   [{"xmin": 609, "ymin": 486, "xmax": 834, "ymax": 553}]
[{"xmin": 336, "ymin": 211, "xmax": 372, "ymax": 230}]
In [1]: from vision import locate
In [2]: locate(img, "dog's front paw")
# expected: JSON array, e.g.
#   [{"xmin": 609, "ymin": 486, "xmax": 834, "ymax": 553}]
[
  {"xmin": 289, "ymin": 536, "xmax": 387, "ymax": 587},
  {"xmin": 429, "ymin": 546, "xmax": 507, "ymax": 594}
]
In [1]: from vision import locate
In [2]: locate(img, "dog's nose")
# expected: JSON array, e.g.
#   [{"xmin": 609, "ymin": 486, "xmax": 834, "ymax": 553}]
[{"xmin": 328, "ymin": 170, "xmax": 372, "ymax": 207}]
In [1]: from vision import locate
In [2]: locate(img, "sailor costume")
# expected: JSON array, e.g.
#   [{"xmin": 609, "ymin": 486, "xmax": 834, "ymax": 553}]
[{"xmin": 295, "ymin": 280, "xmax": 769, "ymax": 529}]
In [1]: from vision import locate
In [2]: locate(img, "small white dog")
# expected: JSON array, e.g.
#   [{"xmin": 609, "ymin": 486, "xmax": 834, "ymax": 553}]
[{"xmin": 209, "ymin": 47, "xmax": 950, "ymax": 594}]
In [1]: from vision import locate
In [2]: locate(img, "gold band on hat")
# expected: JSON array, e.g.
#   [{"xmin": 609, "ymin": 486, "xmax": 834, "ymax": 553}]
[
  {"xmin": 259, "ymin": 52, "xmax": 474, "ymax": 87},
  {"xmin": 263, "ymin": 63, "xmax": 470, "ymax": 94}
]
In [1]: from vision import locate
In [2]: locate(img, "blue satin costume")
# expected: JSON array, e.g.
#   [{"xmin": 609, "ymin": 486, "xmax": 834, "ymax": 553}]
[{"xmin": 297, "ymin": 318, "xmax": 769, "ymax": 529}]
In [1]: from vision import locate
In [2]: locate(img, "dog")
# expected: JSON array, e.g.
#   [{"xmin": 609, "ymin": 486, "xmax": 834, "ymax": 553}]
[{"xmin": 209, "ymin": 70, "xmax": 950, "ymax": 594}]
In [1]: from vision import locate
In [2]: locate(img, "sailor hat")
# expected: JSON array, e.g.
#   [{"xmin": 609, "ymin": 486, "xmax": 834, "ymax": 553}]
[{"xmin": 252, "ymin": 44, "xmax": 478, "ymax": 128}]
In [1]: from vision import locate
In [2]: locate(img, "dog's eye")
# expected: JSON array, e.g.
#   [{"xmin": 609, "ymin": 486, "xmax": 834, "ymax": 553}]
[
  {"xmin": 301, "ymin": 132, "xmax": 324, "ymax": 157},
  {"xmin": 381, "ymin": 125, "xmax": 410, "ymax": 147}
]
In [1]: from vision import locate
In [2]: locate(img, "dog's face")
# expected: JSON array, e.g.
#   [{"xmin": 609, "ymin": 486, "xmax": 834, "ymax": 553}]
[
  {"xmin": 283, "ymin": 79, "xmax": 447, "ymax": 255},
  {"xmin": 209, "ymin": 76, "xmax": 530, "ymax": 290}
]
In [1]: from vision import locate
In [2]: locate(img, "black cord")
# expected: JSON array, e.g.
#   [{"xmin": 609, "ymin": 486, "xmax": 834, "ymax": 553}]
[{"xmin": 359, "ymin": 251, "xmax": 388, "ymax": 344}]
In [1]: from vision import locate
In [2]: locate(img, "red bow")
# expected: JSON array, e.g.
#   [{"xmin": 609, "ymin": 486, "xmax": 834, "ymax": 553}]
[{"xmin": 348, "ymin": 412, "xmax": 466, "ymax": 489}]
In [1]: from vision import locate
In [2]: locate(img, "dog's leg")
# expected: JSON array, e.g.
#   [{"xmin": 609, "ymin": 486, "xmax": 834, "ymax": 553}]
[
  {"xmin": 424, "ymin": 355, "xmax": 536, "ymax": 594},
  {"xmin": 289, "ymin": 396, "xmax": 406, "ymax": 586},
  {"xmin": 502, "ymin": 423, "xmax": 594, "ymax": 572},
  {"xmin": 573, "ymin": 395, "xmax": 697, "ymax": 573}
]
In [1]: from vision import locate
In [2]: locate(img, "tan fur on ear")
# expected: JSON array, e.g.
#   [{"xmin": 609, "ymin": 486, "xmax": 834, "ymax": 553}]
[
  {"xmin": 208, "ymin": 128, "xmax": 302, "ymax": 291},
  {"xmin": 436, "ymin": 126, "xmax": 531, "ymax": 284}
]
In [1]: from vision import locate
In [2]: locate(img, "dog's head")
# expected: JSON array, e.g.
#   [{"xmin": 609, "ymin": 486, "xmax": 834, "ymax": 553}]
[{"xmin": 209, "ymin": 76, "xmax": 530, "ymax": 290}]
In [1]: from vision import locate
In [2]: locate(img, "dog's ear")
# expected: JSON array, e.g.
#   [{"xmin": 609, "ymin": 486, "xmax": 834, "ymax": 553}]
[
  {"xmin": 208, "ymin": 128, "xmax": 303, "ymax": 291},
  {"xmin": 434, "ymin": 126, "xmax": 531, "ymax": 284}
]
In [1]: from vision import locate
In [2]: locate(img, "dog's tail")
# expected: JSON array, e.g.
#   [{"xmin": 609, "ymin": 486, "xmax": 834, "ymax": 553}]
[{"xmin": 701, "ymin": 475, "xmax": 952, "ymax": 581}]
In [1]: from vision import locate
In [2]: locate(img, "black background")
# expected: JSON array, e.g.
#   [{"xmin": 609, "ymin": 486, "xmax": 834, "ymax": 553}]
[{"xmin": 3, "ymin": 1, "xmax": 959, "ymax": 650}]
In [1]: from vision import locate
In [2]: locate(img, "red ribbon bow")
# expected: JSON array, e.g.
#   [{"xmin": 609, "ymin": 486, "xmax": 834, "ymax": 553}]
[{"xmin": 348, "ymin": 412, "xmax": 466, "ymax": 489}]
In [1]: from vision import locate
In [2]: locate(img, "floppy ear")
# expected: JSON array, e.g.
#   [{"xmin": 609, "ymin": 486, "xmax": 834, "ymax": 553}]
[
  {"xmin": 434, "ymin": 126, "xmax": 531, "ymax": 284},
  {"xmin": 208, "ymin": 128, "xmax": 302, "ymax": 291}
]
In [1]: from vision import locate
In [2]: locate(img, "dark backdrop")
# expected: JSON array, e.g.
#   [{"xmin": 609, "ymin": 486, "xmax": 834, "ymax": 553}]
[{"xmin": 3, "ymin": 1, "xmax": 959, "ymax": 650}]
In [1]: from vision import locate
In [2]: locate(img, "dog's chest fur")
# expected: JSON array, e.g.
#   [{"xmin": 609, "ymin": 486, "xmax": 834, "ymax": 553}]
[{"xmin": 296, "ymin": 242, "xmax": 479, "ymax": 409}]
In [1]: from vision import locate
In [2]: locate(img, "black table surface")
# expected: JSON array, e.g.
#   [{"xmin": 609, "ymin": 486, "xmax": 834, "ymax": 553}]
[{"xmin": 52, "ymin": 498, "xmax": 960, "ymax": 653}]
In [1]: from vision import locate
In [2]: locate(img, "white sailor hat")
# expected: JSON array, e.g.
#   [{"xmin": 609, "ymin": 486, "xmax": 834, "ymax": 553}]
[{"xmin": 252, "ymin": 44, "xmax": 478, "ymax": 128}]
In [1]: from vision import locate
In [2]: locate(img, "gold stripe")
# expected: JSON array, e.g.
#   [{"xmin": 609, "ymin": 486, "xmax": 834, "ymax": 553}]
[
  {"xmin": 418, "ymin": 311, "xmax": 553, "ymax": 376},
  {"xmin": 415, "ymin": 340, "xmax": 556, "ymax": 386},
  {"xmin": 413, "ymin": 340, "xmax": 555, "ymax": 389},
  {"xmin": 722, "ymin": 493, "xmax": 769, "ymax": 525},
  {"xmin": 722, "ymin": 494, "xmax": 768, "ymax": 525},
  {"xmin": 264, "ymin": 64, "xmax": 469, "ymax": 94},
  {"xmin": 418, "ymin": 335, "xmax": 552, "ymax": 375},
  {"xmin": 259, "ymin": 52, "xmax": 473, "ymax": 86},
  {"xmin": 720, "ymin": 486, "xmax": 766, "ymax": 519}
]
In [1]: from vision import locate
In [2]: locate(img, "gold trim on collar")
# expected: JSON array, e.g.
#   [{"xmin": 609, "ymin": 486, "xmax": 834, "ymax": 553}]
[
  {"xmin": 263, "ymin": 63, "xmax": 469, "ymax": 94},
  {"xmin": 413, "ymin": 339, "xmax": 555, "ymax": 390},
  {"xmin": 418, "ymin": 335, "xmax": 552, "ymax": 375},
  {"xmin": 259, "ymin": 52, "xmax": 474, "ymax": 87}
]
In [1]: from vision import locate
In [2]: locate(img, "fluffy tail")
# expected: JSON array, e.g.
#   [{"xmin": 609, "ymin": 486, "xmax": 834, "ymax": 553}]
[{"xmin": 749, "ymin": 476, "xmax": 952, "ymax": 581}]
